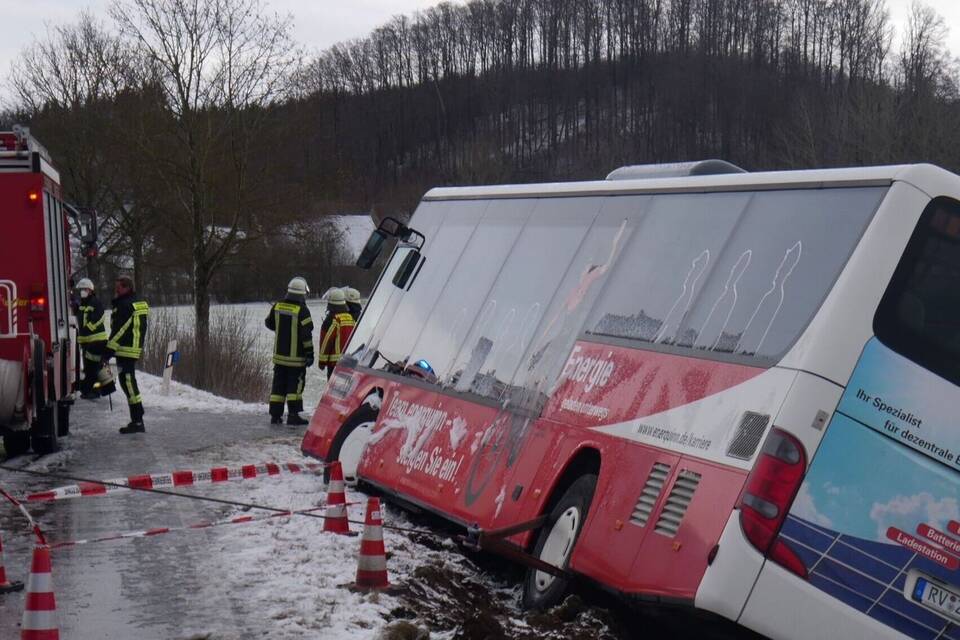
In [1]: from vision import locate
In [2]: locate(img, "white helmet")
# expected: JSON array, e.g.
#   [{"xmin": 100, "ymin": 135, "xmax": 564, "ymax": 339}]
[
  {"xmin": 287, "ymin": 276, "xmax": 309, "ymax": 296},
  {"xmin": 326, "ymin": 288, "xmax": 346, "ymax": 305},
  {"xmin": 344, "ymin": 287, "xmax": 361, "ymax": 303},
  {"xmin": 76, "ymin": 278, "xmax": 95, "ymax": 291}
]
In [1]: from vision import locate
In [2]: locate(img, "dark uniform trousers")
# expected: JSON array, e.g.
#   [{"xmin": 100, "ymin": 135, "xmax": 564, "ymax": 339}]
[
  {"xmin": 118, "ymin": 356, "xmax": 144, "ymax": 423},
  {"xmin": 269, "ymin": 366, "xmax": 306, "ymax": 419},
  {"xmin": 81, "ymin": 343, "xmax": 106, "ymax": 394}
]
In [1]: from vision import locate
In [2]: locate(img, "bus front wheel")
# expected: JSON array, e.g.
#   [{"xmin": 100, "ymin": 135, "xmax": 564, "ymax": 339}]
[
  {"xmin": 522, "ymin": 473, "xmax": 597, "ymax": 610},
  {"xmin": 326, "ymin": 402, "xmax": 379, "ymax": 485}
]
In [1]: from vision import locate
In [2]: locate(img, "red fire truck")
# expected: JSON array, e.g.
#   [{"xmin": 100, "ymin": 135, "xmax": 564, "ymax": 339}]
[{"xmin": 0, "ymin": 126, "xmax": 76, "ymax": 456}]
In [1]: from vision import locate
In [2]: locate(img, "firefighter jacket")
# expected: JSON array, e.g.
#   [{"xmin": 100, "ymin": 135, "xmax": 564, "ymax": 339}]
[
  {"xmin": 318, "ymin": 311, "xmax": 356, "ymax": 365},
  {"xmin": 265, "ymin": 297, "xmax": 314, "ymax": 367},
  {"xmin": 77, "ymin": 295, "xmax": 108, "ymax": 345},
  {"xmin": 346, "ymin": 301, "xmax": 362, "ymax": 323},
  {"xmin": 107, "ymin": 292, "xmax": 150, "ymax": 360}
]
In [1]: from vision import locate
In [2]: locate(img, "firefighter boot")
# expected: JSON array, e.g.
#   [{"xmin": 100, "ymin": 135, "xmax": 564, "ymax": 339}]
[
  {"xmin": 120, "ymin": 402, "xmax": 145, "ymax": 434},
  {"xmin": 286, "ymin": 414, "xmax": 308, "ymax": 426}
]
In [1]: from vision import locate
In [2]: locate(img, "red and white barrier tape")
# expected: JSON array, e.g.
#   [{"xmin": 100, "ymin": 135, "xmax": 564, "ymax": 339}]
[
  {"xmin": 48, "ymin": 501, "xmax": 361, "ymax": 550},
  {"xmin": 26, "ymin": 461, "xmax": 325, "ymax": 503},
  {"xmin": 0, "ymin": 487, "xmax": 46, "ymax": 544}
]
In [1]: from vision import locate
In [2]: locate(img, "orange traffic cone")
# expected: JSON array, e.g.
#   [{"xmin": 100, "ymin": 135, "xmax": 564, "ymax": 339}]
[
  {"xmin": 0, "ymin": 530, "xmax": 23, "ymax": 594},
  {"xmin": 20, "ymin": 545, "xmax": 58, "ymax": 640},
  {"xmin": 323, "ymin": 461, "xmax": 351, "ymax": 535},
  {"xmin": 354, "ymin": 497, "xmax": 390, "ymax": 590}
]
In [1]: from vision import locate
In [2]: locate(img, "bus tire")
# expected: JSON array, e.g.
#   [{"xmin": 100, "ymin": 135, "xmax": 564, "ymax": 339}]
[
  {"xmin": 522, "ymin": 473, "xmax": 598, "ymax": 610},
  {"xmin": 57, "ymin": 401, "xmax": 70, "ymax": 437},
  {"xmin": 3, "ymin": 431, "xmax": 31, "ymax": 458},
  {"xmin": 325, "ymin": 403, "xmax": 379, "ymax": 484}
]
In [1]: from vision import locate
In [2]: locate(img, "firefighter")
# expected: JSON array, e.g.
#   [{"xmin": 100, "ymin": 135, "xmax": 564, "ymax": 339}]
[
  {"xmin": 75, "ymin": 278, "xmax": 109, "ymax": 399},
  {"xmin": 104, "ymin": 275, "xmax": 150, "ymax": 434},
  {"xmin": 344, "ymin": 287, "xmax": 363, "ymax": 322},
  {"xmin": 265, "ymin": 277, "xmax": 314, "ymax": 426},
  {"xmin": 318, "ymin": 288, "xmax": 356, "ymax": 378}
]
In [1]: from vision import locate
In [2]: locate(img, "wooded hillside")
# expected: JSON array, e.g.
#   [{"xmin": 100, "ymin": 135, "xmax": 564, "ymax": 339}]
[{"xmin": 6, "ymin": 0, "xmax": 959, "ymax": 300}]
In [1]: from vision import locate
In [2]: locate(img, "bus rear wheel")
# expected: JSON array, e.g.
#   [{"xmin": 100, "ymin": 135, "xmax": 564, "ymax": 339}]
[
  {"xmin": 326, "ymin": 403, "xmax": 379, "ymax": 485},
  {"xmin": 522, "ymin": 474, "xmax": 597, "ymax": 610}
]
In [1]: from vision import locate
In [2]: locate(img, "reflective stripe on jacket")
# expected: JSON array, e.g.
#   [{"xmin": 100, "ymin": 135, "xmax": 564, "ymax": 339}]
[
  {"xmin": 265, "ymin": 299, "xmax": 314, "ymax": 367},
  {"xmin": 77, "ymin": 296, "xmax": 108, "ymax": 345},
  {"xmin": 107, "ymin": 294, "xmax": 149, "ymax": 360},
  {"xmin": 318, "ymin": 312, "xmax": 356, "ymax": 364}
]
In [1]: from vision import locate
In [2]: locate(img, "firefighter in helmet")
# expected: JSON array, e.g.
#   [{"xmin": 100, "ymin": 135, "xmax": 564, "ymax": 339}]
[
  {"xmin": 104, "ymin": 275, "xmax": 149, "ymax": 434},
  {"xmin": 75, "ymin": 278, "xmax": 109, "ymax": 399},
  {"xmin": 265, "ymin": 277, "xmax": 313, "ymax": 425},
  {"xmin": 344, "ymin": 287, "xmax": 363, "ymax": 322},
  {"xmin": 318, "ymin": 288, "xmax": 356, "ymax": 378}
]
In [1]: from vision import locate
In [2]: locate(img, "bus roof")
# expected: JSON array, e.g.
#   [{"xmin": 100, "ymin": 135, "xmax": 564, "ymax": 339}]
[{"xmin": 422, "ymin": 163, "xmax": 958, "ymax": 202}]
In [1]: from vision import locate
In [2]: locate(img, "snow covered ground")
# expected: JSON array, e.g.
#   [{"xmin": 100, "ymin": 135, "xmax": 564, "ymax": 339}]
[{"xmin": 157, "ymin": 301, "xmax": 333, "ymax": 409}]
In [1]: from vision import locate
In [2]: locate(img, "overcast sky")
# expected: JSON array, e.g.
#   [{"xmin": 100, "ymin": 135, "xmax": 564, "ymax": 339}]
[{"xmin": 2, "ymin": 0, "xmax": 960, "ymax": 88}]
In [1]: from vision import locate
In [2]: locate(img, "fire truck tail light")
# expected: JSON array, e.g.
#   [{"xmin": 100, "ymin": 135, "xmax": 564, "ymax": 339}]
[
  {"xmin": 27, "ymin": 190, "xmax": 40, "ymax": 206},
  {"xmin": 30, "ymin": 294, "xmax": 47, "ymax": 313},
  {"xmin": 739, "ymin": 427, "xmax": 808, "ymax": 578}
]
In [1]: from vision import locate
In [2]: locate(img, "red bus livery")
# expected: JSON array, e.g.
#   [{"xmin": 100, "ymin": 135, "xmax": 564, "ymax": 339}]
[{"xmin": 303, "ymin": 161, "xmax": 960, "ymax": 639}]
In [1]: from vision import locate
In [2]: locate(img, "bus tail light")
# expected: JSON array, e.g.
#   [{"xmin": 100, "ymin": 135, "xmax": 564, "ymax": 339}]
[{"xmin": 739, "ymin": 427, "xmax": 808, "ymax": 578}]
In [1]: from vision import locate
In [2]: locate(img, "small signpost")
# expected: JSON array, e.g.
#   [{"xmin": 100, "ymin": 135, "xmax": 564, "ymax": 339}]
[{"xmin": 162, "ymin": 340, "xmax": 179, "ymax": 396}]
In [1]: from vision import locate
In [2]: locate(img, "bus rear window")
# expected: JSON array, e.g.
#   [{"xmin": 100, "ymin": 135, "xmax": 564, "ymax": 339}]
[{"xmin": 875, "ymin": 197, "xmax": 960, "ymax": 386}]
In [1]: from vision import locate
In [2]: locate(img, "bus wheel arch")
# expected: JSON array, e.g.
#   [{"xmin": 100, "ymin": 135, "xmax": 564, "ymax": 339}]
[
  {"xmin": 522, "ymin": 447, "xmax": 601, "ymax": 610},
  {"xmin": 326, "ymin": 390, "xmax": 382, "ymax": 484}
]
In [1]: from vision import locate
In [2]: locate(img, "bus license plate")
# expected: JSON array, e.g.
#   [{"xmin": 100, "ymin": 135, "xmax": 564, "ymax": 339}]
[{"xmin": 912, "ymin": 577, "xmax": 960, "ymax": 622}]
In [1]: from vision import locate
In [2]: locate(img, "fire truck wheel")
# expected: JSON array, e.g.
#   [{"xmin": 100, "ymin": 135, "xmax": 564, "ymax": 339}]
[
  {"xmin": 2, "ymin": 431, "xmax": 31, "ymax": 458},
  {"xmin": 325, "ymin": 403, "xmax": 379, "ymax": 485},
  {"xmin": 57, "ymin": 401, "xmax": 70, "ymax": 437},
  {"xmin": 522, "ymin": 473, "xmax": 598, "ymax": 610},
  {"xmin": 31, "ymin": 404, "xmax": 59, "ymax": 455}
]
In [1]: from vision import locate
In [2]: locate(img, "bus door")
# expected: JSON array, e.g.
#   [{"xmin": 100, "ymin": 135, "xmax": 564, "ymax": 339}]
[{"xmin": 765, "ymin": 197, "xmax": 960, "ymax": 639}]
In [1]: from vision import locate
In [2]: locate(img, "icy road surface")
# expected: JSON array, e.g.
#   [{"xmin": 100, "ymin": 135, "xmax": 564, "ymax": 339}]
[{"xmin": 0, "ymin": 374, "xmax": 762, "ymax": 639}]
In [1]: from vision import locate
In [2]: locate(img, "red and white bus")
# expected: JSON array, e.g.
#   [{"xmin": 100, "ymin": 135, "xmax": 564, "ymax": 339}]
[
  {"xmin": 303, "ymin": 160, "xmax": 960, "ymax": 640},
  {"xmin": 0, "ymin": 126, "xmax": 76, "ymax": 456}
]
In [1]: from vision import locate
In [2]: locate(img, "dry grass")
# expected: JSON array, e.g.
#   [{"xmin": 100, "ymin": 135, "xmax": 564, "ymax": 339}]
[{"xmin": 142, "ymin": 307, "xmax": 270, "ymax": 402}]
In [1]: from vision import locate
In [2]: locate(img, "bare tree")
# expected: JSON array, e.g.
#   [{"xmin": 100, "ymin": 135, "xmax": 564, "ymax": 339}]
[
  {"xmin": 8, "ymin": 12, "xmax": 151, "ymax": 288},
  {"xmin": 110, "ymin": 0, "xmax": 297, "ymax": 386}
]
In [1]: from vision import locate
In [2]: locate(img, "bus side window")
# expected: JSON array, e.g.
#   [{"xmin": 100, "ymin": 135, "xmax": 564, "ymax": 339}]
[
  {"xmin": 588, "ymin": 187, "xmax": 884, "ymax": 365},
  {"xmin": 445, "ymin": 197, "xmax": 600, "ymax": 402},
  {"xmin": 588, "ymin": 192, "xmax": 748, "ymax": 347},
  {"xmin": 510, "ymin": 197, "xmax": 645, "ymax": 409},
  {"xmin": 875, "ymin": 197, "xmax": 960, "ymax": 385},
  {"xmin": 409, "ymin": 200, "xmax": 532, "ymax": 383}
]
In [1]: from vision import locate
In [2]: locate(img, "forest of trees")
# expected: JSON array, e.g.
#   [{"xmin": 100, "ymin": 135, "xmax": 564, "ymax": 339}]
[{"xmin": 3, "ymin": 0, "xmax": 959, "ymax": 382}]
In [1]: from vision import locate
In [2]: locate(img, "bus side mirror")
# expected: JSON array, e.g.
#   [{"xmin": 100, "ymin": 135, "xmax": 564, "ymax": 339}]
[
  {"xmin": 392, "ymin": 250, "xmax": 424, "ymax": 290},
  {"xmin": 357, "ymin": 229, "xmax": 388, "ymax": 269}
]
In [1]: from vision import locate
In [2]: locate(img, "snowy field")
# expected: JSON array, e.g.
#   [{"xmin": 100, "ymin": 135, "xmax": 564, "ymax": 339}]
[{"xmin": 155, "ymin": 301, "xmax": 333, "ymax": 410}]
